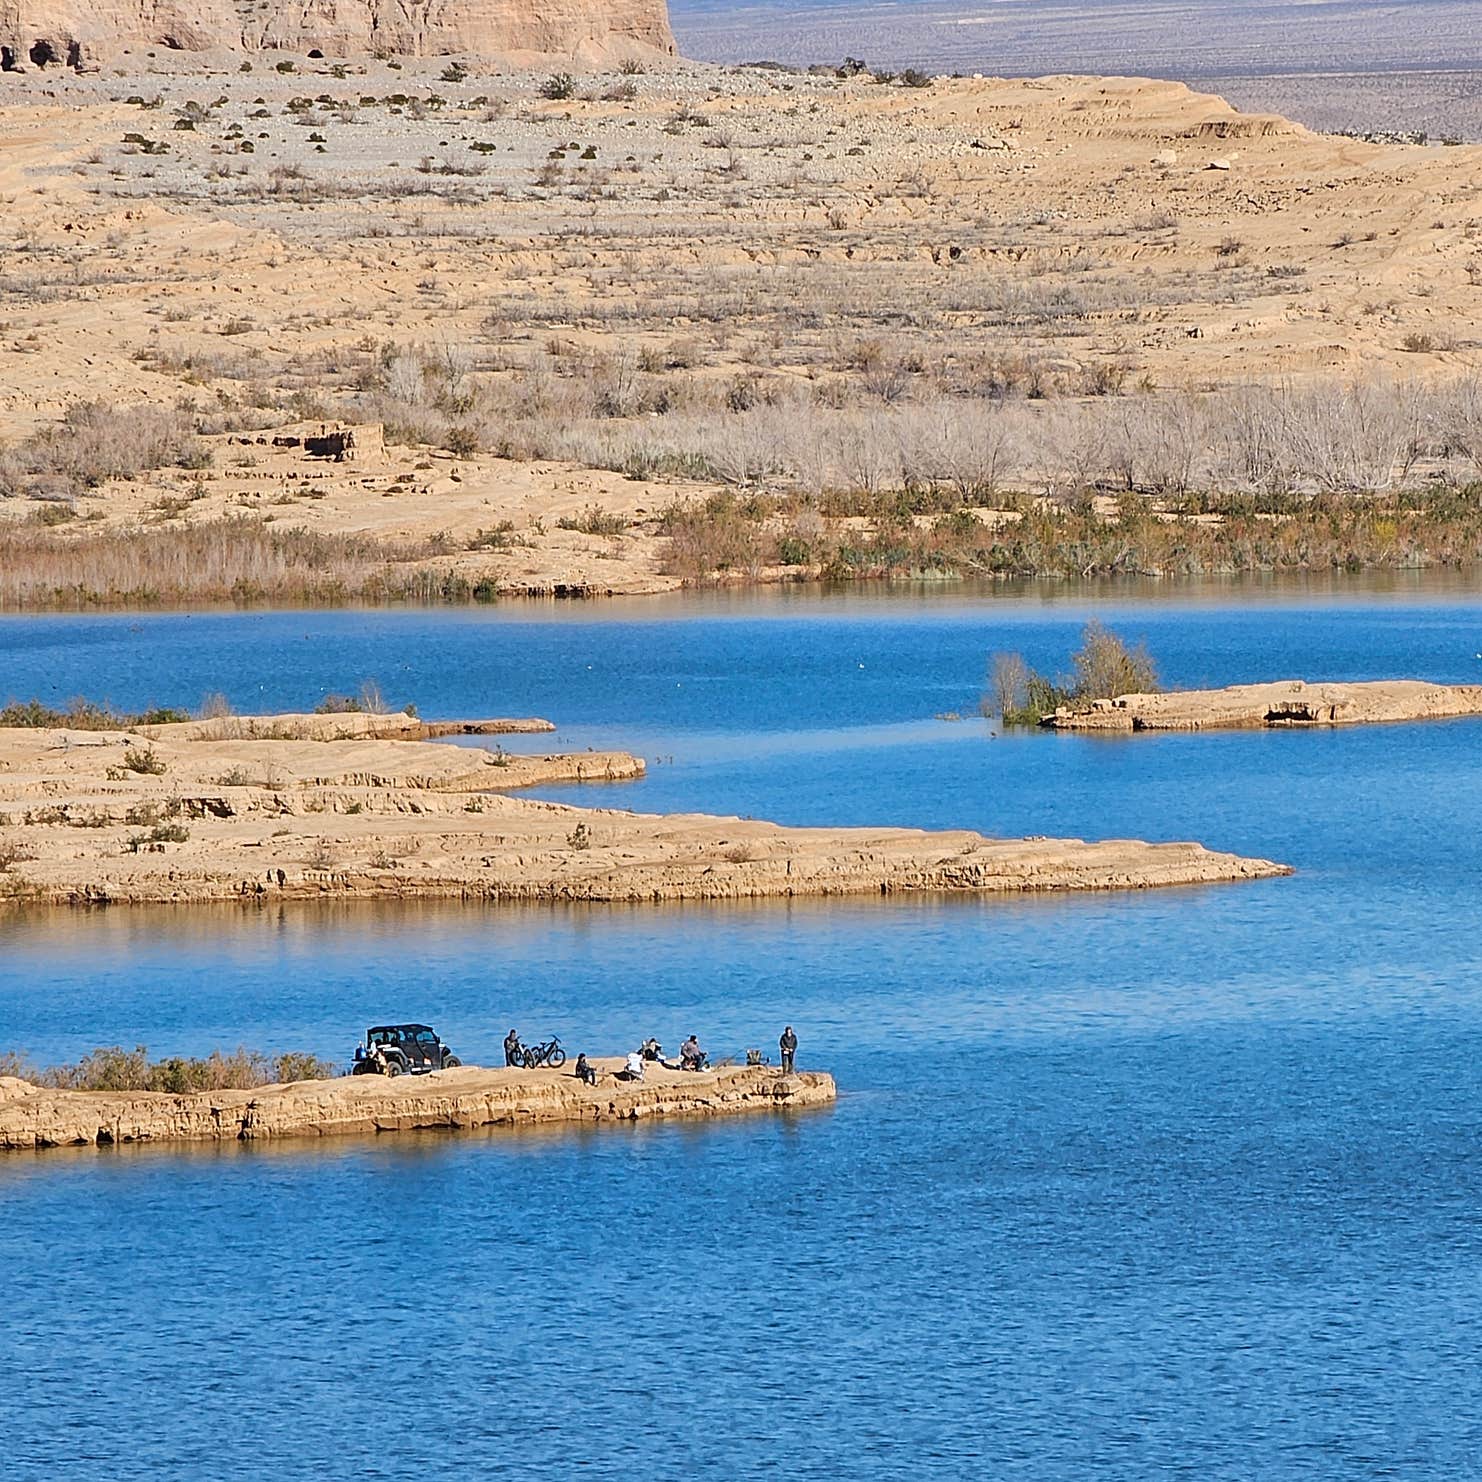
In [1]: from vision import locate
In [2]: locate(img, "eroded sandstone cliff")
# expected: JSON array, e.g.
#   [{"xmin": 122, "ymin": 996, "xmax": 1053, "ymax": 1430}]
[{"xmin": 0, "ymin": 0, "xmax": 675, "ymax": 70}]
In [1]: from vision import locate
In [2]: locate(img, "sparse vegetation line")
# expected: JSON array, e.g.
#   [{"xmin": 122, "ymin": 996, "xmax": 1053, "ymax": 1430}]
[{"xmin": 0, "ymin": 1044, "xmax": 337, "ymax": 1093}]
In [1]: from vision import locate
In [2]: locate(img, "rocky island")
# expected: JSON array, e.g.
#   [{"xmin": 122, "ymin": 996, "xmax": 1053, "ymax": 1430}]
[
  {"xmin": 1044, "ymin": 679, "xmax": 1482, "ymax": 733},
  {"xmin": 0, "ymin": 710, "xmax": 1291, "ymax": 905},
  {"xmin": 0, "ymin": 1060, "xmax": 836, "ymax": 1151}
]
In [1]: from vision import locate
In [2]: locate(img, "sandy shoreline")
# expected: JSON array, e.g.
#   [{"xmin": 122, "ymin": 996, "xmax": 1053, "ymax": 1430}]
[
  {"xmin": 0, "ymin": 711, "xmax": 1291, "ymax": 905},
  {"xmin": 0, "ymin": 1061, "xmax": 837, "ymax": 1152}
]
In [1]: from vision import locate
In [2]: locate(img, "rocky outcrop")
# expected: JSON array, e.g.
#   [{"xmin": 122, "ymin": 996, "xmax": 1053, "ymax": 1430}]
[
  {"xmin": 0, "ymin": 0, "xmax": 675, "ymax": 71},
  {"xmin": 0, "ymin": 712, "xmax": 1291, "ymax": 905},
  {"xmin": 1044, "ymin": 679, "xmax": 1482, "ymax": 732},
  {"xmin": 0, "ymin": 1062, "xmax": 835, "ymax": 1151}
]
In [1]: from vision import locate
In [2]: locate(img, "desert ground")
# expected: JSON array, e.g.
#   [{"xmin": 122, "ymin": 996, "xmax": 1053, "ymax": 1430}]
[{"xmin": 3, "ymin": 57, "xmax": 1482, "ymax": 600}]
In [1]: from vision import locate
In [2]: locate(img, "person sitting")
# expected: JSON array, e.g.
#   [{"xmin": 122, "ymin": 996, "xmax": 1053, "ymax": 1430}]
[
  {"xmin": 680, "ymin": 1035, "xmax": 706, "ymax": 1071},
  {"xmin": 504, "ymin": 1029, "xmax": 522, "ymax": 1067},
  {"xmin": 574, "ymin": 1053, "xmax": 598, "ymax": 1086},
  {"xmin": 639, "ymin": 1037, "xmax": 662, "ymax": 1062},
  {"xmin": 617, "ymin": 1050, "xmax": 645, "ymax": 1082}
]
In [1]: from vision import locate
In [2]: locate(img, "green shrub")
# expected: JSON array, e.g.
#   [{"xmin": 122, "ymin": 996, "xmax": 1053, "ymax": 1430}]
[
  {"xmin": 989, "ymin": 621, "xmax": 1159, "ymax": 726},
  {"xmin": 123, "ymin": 746, "xmax": 166, "ymax": 774},
  {"xmin": 556, "ymin": 504, "xmax": 627, "ymax": 536},
  {"xmin": 0, "ymin": 1044, "xmax": 338, "ymax": 1091}
]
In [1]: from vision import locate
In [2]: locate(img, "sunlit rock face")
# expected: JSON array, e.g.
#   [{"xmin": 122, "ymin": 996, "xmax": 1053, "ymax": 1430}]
[{"xmin": 0, "ymin": 0, "xmax": 676, "ymax": 70}]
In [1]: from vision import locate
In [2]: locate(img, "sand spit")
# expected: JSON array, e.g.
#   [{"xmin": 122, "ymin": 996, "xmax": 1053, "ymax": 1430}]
[
  {"xmin": 0, "ymin": 712, "xmax": 1289, "ymax": 905},
  {"xmin": 0, "ymin": 1062, "xmax": 835, "ymax": 1152},
  {"xmin": 1045, "ymin": 679, "xmax": 1482, "ymax": 732}
]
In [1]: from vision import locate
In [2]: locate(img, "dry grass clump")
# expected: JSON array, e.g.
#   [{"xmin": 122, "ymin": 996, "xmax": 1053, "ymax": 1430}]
[
  {"xmin": 0, "ymin": 400, "xmax": 207, "ymax": 502},
  {"xmin": 0, "ymin": 1045, "xmax": 339, "ymax": 1091},
  {"xmin": 0, "ymin": 521, "xmax": 476, "ymax": 609}
]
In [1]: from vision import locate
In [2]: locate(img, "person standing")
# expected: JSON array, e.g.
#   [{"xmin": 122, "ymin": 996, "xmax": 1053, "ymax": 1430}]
[
  {"xmin": 504, "ymin": 1029, "xmax": 522, "ymax": 1067},
  {"xmin": 779, "ymin": 1025, "xmax": 797, "ymax": 1074}
]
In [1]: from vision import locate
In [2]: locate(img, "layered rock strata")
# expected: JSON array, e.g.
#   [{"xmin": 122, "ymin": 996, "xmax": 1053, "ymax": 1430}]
[
  {"xmin": 0, "ymin": 713, "xmax": 1290, "ymax": 905},
  {"xmin": 0, "ymin": 1061, "xmax": 835, "ymax": 1151},
  {"xmin": 1044, "ymin": 679, "xmax": 1482, "ymax": 732},
  {"xmin": 0, "ymin": 0, "xmax": 676, "ymax": 71}
]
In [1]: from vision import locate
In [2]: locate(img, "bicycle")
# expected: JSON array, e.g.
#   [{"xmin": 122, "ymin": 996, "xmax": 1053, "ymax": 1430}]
[{"xmin": 521, "ymin": 1035, "xmax": 567, "ymax": 1069}]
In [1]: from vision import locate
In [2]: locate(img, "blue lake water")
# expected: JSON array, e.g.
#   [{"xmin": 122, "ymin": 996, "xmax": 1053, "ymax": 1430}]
[{"xmin": 4, "ymin": 583, "xmax": 1482, "ymax": 1479}]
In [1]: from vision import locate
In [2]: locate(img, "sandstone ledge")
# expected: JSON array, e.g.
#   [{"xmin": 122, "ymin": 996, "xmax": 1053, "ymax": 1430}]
[
  {"xmin": 1045, "ymin": 679, "xmax": 1482, "ymax": 732},
  {"xmin": 0, "ymin": 1063, "xmax": 836, "ymax": 1152},
  {"xmin": 0, "ymin": 714, "xmax": 1290, "ymax": 905}
]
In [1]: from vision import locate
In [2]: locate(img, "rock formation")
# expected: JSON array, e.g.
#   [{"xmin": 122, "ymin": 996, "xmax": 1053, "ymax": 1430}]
[
  {"xmin": 1044, "ymin": 679, "xmax": 1482, "ymax": 732},
  {"xmin": 0, "ymin": 711, "xmax": 1291, "ymax": 906},
  {"xmin": 0, "ymin": 1062, "xmax": 836, "ymax": 1151},
  {"xmin": 0, "ymin": 0, "xmax": 675, "ymax": 71}
]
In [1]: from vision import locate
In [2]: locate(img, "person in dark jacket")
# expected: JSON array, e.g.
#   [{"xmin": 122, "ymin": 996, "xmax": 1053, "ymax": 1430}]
[
  {"xmin": 779, "ymin": 1025, "xmax": 798, "ymax": 1073},
  {"xmin": 504, "ymin": 1029, "xmax": 522, "ymax": 1067},
  {"xmin": 574, "ymin": 1052, "xmax": 598, "ymax": 1086}
]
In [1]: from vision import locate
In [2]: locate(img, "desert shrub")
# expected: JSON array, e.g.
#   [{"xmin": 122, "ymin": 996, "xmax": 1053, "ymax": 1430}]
[
  {"xmin": 556, "ymin": 504, "xmax": 627, "ymax": 536},
  {"xmin": 990, "ymin": 621, "xmax": 1159, "ymax": 726},
  {"xmin": 198, "ymin": 692, "xmax": 235, "ymax": 719},
  {"xmin": 273, "ymin": 1052, "xmax": 339, "ymax": 1083},
  {"xmin": 539, "ymin": 73, "xmax": 576, "ymax": 101},
  {"xmin": 0, "ymin": 401, "xmax": 206, "ymax": 500},
  {"xmin": 0, "ymin": 698, "xmax": 185, "ymax": 729},
  {"xmin": 3, "ymin": 1044, "xmax": 337, "ymax": 1091},
  {"xmin": 123, "ymin": 746, "xmax": 166, "ymax": 774},
  {"xmin": 984, "ymin": 651, "xmax": 1030, "ymax": 722},
  {"xmin": 1070, "ymin": 619, "xmax": 1159, "ymax": 699}
]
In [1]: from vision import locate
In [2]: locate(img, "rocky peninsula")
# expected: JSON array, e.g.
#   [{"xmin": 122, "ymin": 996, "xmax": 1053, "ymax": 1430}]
[
  {"xmin": 1044, "ymin": 679, "xmax": 1482, "ymax": 733},
  {"xmin": 0, "ymin": 1061, "xmax": 835, "ymax": 1152},
  {"xmin": 0, "ymin": 710, "xmax": 1290, "ymax": 904}
]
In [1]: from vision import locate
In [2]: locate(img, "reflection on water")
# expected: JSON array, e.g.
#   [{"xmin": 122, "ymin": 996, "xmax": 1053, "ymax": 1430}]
[{"xmin": 5, "ymin": 592, "xmax": 1482, "ymax": 1478}]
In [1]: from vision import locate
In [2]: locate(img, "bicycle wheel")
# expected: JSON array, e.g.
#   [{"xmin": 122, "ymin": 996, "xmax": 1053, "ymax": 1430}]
[
  {"xmin": 547, "ymin": 1047, "xmax": 566, "ymax": 1069},
  {"xmin": 521, "ymin": 1049, "xmax": 540, "ymax": 1069}
]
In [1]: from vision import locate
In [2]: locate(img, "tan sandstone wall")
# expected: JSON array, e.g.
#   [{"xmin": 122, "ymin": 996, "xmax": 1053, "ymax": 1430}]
[{"xmin": 0, "ymin": 0, "xmax": 675, "ymax": 68}]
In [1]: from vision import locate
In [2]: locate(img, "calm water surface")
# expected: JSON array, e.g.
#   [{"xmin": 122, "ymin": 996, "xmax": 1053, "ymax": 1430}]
[{"xmin": 4, "ymin": 586, "xmax": 1482, "ymax": 1479}]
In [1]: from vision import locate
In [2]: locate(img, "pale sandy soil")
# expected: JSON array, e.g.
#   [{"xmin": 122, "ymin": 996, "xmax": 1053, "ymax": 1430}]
[
  {"xmin": 1045, "ymin": 678, "xmax": 1482, "ymax": 731},
  {"xmin": 0, "ymin": 1060, "xmax": 837, "ymax": 1150},
  {"xmin": 0, "ymin": 711, "xmax": 1290, "ymax": 904},
  {"xmin": 2, "ymin": 62, "xmax": 1481, "ymax": 596}
]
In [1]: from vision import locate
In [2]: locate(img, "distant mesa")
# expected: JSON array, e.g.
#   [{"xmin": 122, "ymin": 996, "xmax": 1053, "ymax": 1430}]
[{"xmin": 0, "ymin": 0, "xmax": 676, "ymax": 71}]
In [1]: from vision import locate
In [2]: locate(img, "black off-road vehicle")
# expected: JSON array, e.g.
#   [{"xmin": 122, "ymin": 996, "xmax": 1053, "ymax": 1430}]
[{"xmin": 351, "ymin": 1024, "xmax": 461, "ymax": 1076}]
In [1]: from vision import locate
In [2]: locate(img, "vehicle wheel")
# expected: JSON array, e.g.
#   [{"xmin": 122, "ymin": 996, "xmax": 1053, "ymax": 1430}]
[
  {"xmin": 547, "ymin": 1047, "xmax": 566, "ymax": 1069},
  {"xmin": 384, "ymin": 1060, "xmax": 402, "ymax": 1077},
  {"xmin": 443, "ymin": 1055, "xmax": 461, "ymax": 1069}
]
